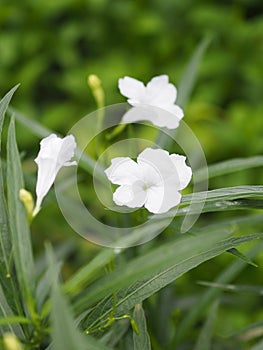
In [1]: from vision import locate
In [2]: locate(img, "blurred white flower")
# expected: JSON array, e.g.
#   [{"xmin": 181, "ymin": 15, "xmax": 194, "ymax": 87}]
[
  {"xmin": 105, "ymin": 148, "xmax": 192, "ymax": 214},
  {"xmin": 118, "ymin": 75, "xmax": 184, "ymax": 129},
  {"xmin": 33, "ymin": 134, "xmax": 77, "ymax": 216}
]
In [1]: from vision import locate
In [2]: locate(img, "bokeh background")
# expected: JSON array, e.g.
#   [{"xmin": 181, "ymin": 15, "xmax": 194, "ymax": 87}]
[{"xmin": 1, "ymin": 0, "xmax": 263, "ymax": 347}]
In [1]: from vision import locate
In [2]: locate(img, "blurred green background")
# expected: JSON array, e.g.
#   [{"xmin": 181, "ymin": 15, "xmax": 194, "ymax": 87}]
[
  {"xmin": 1, "ymin": 1, "xmax": 263, "ymax": 347},
  {"xmin": 1, "ymin": 0, "xmax": 263, "ymax": 162}
]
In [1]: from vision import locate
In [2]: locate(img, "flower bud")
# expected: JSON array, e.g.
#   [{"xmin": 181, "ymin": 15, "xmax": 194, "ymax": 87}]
[
  {"xmin": 19, "ymin": 188, "xmax": 34, "ymax": 219},
  {"xmin": 3, "ymin": 333, "xmax": 23, "ymax": 350}
]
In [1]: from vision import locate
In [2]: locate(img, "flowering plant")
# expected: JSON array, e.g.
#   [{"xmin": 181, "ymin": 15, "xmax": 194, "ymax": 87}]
[{"xmin": 0, "ymin": 51, "xmax": 263, "ymax": 350}]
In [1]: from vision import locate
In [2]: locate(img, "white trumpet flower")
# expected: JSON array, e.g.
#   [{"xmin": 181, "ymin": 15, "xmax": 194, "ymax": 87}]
[
  {"xmin": 33, "ymin": 134, "xmax": 77, "ymax": 216},
  {"xmin": 118, "ymin": 75, "xmax": 184, "ymax": 129}
]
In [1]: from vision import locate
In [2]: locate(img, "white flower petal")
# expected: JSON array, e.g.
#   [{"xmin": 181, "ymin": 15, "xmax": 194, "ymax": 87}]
[
  {"xmin": 138, "ymin": 148, "xmax": 176, "ymax": 183},
  {"xmin": 34, "ymin": 134, "xmax": 76, "ymax": 214},
  {"xmin": 113, "ymin": 181, "xmax": 147, "ymax": 208},
  {"xmin": 104, "ymin": 157, "xmax": 141, "ymax": 185},
  {"xmin": 145, "ymin": 184, "xmax": 182, "ymax": 214},
  {"xmin": 121, "ymin": 106, "xmax": 182, "ymax": 130},
  {"xmin": 170, "ymin": 154, "xmax": 192, "ymax": 189},
  {"xmin": 118, "ymin": 77, "xmax": 145, "ymax": 103},
  {"xmin": 146, "ymin": 75, "xmax": 177, "ymax": 105}
]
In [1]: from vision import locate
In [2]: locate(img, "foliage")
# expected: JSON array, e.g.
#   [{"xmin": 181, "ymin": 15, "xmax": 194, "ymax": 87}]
[{"xmin": 0, "ymin": 1, "xmax": 263, "ymax": 349}]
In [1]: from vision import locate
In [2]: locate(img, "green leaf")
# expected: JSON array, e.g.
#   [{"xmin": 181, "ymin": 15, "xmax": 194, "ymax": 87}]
[
  {"xmin": 227, "ymin": 248, "xmax": 258, "ymax": 267},
  {"xmin": 0, "ymin": 285, "xmax": 24, "ymax": 338},
  {"xmin": 76, "ymin": 231, "xmax": 263, "ymax": 329},
  {"xmin": 0, "ymin": 86, "xmax": 19, "ymax": 272},
  {"xmin": 158, "ymin": 186, "xmax": 263, "ymax": 218},
  {"xmin": 133, "ymin": 304, "xmax": 151, "ymax": 350},
  {"xmin": 0, "ymin": 86, "xmax": 19, "ymax": 150},
  {"xmin": 177, "ymin": 35, "xmax": 211, "ymax": 107},
  {"xmin": 195, "ymin": 156, "xmax": 263, "ymax": 183},
  {"xmin": 197, "ymin": 281, "xmax": 263, "ymax": 295},
  {"xmin": 0, "ymin": 316, "xmax": 32, "ymax": 326},
  {"xmin": 47, "ymin": 245, "xmax": 113, "ymax": 350},
  {"xmin": 193, "ymin": 300, "xmax": 218, "ymax": 350},
  {"xmin": 172, "ymin": 242, "xmax": 263, "ymax": 345},
  {"xmin": 6, "ymin": 118, "xmax": 35, "ymax": 305}
]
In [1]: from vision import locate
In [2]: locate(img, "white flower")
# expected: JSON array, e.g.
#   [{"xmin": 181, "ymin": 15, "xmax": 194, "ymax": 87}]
[
  {"xmin": 33, "ymin": 134, "xmax": 77, "ymax": 216},
  {"xmin": 118, "ymin": 75, "xmax": 184, "ymax": 129},
  {"xmin": 105, "ymin": 148, "xmax": 192, "ymax": 214}
]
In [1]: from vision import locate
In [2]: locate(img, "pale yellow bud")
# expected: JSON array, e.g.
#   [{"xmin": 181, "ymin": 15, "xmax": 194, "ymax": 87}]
[
  {"xmin": 88, "ymin": 74, "xmax": 101, "ymax": 90},
  {"xmin": 3, "ymin": 333, "xmax": 23, "ymax": 350},
  {"xmin": 87, "ymin": 74, "xmax": 105, "ymax": 108},
  {"xmin": 19, "ymin": 189, "xmax": 34, "ymax": 219}
]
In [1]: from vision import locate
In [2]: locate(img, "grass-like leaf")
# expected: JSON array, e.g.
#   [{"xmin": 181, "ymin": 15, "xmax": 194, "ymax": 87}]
[
  {"xmin": 133, "ymin": 304, "xmax": 151, "ymax": 350},
  {"xmin": 193, "ymin": 300, "xmax": 218, "ymax": 350},
  {"xmin": 177, "ymin": 35, "xmax": 211, "ymax": 108},
  {"xmin": 6, "ymin": 118, "xmax": 35, "ymax": 308},
  {"xmin": 195, "ymin": 156, "xmax": 263, "ymax": 182},
  {"xmin": 227, "ymin": 248, "xmax": 258, "ymax": 267},
  {"xmin": 172, "ymin": 242, "xmax": 263, "ymax": 345},
  {"xmin": 0, "ymin": 86, "xmax": 19, "ymax": 300},
  {"xmin": 0, "ymin": 285, "xmax": 24, "ymax": 338}
]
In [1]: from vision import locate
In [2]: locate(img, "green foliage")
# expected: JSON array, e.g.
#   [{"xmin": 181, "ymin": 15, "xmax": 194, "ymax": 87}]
[{"xmin": 0, "ymin": 1, "xmax": 263, "ymax": 348}]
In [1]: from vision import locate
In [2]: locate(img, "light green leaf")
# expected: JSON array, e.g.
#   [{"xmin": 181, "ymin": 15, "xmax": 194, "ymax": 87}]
[
  {"xmin": 133, "ymin": 304, "xmax": 151, "ymax": 350},
  {"xmin": 76, "ymin": 231, "xmax": 263, "ymax": 330},
  {"xmin": 0, "ymin": 316, "xmax": 32, "ymax": 326},
  {"xmin": 195, "ymin": 156, "xmax": 263, "ymax": 183},
  {"xmin": 193, "ymin": 300, "xmax": 218, "ymax": 350},
  {"xmin": 6, "ymin": 118, "xmax": 35, "ymax": 304}
]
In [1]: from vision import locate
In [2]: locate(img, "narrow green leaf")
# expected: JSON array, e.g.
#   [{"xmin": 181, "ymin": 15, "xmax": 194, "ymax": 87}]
[
  {"xmin": 195, "ymin": 156, "xmax": 263, "ymax": 183},
  {"xmin": 158, "ymin": 186, "xmax": 263, "ymax": 218},
  {"xmin": 156, "ymin": 36, "xmax": 211, "ymax": 148},
  {"xmin": 0, "ymin": 85, "xmax": 19, "ymax": 150},
  {"xmin": 197, "ymin": 281, "xmax": 263, "ymax": 295},
  {"xmin": 76, "ymin": 231, "xmax": 263, "ymax": 329},
  {"xmin": 0, "ymin": 86, "xmax": 19, "ymax": 289},
  {"xmin": 133, "ymin": 304, "xmax": 151, "ymax": 350},
  {"xmin": 0, "ymin": 316, "xmax": 32, "ymax": 326},
  {"xmin": 227, "ymin": 248, "xmax": 258, "ymax": 267},
  {"xmin": 172, "ymin": 242, "xmax": 263, "ymax": 345},
  {"xmin": 177, "ymin": 35, "xmax": 211, "ymax": 107},
  {"xmin": 232, "ymin": 321, "xmax": 263, "ymax": 344},
  {"xmin": 6, "ymin": 118, "xmax": 35, "ymax": 303},
  {"xmin": 0, "ymin": 285, "xmax": 24, "ymax": 338},
  {"xmin": 193, "ymin": 300, "xmax": 218, "ymax": 350},
  {"xmin": 47, "ymin": 245, "xmax": 113, "ymax": 350}
]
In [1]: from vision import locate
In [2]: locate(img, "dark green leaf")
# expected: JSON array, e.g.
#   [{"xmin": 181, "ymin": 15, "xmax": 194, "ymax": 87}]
[
  {"xmin": 227, "ymin": 248, "xmax": 257, "ymax": 267},
  {"xmin": 6, "ymin": 118, "xmax": 35, "ymax": 305}
]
